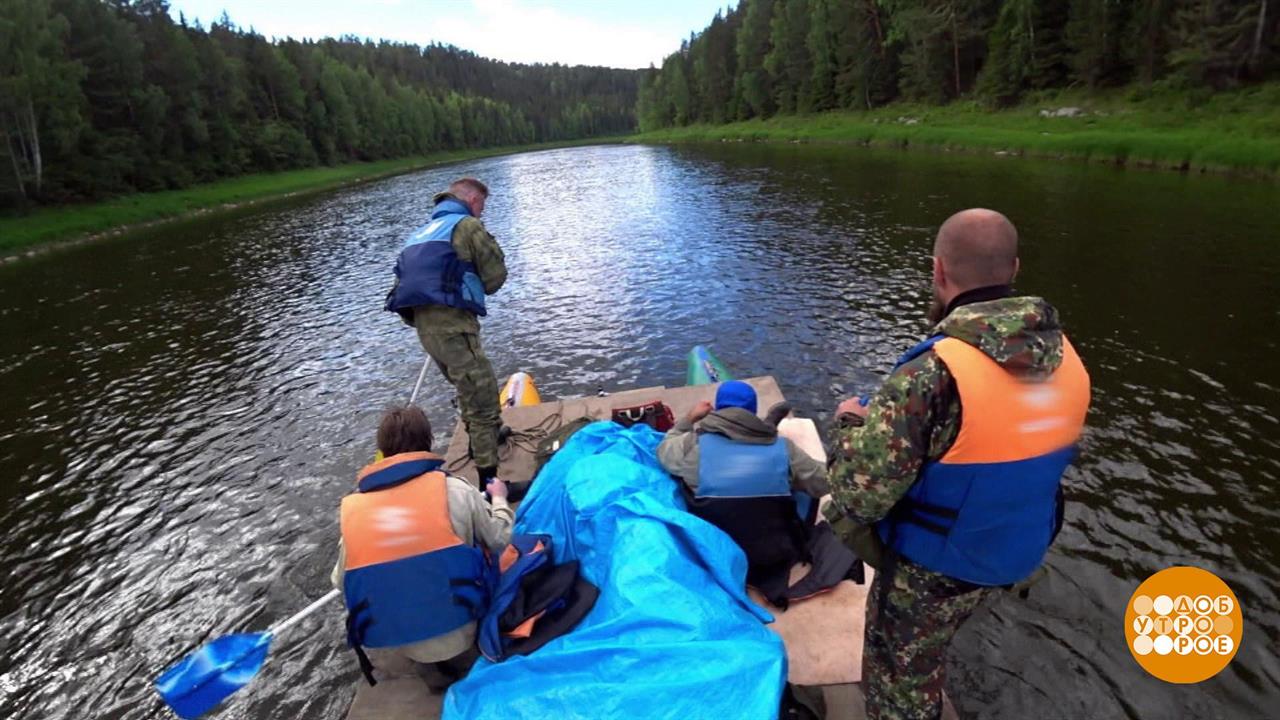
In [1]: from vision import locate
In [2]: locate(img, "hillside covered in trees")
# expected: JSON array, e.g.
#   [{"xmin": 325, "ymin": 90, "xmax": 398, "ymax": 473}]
[
  {"xmin": 1, "ymin": 0, "xmax": 639, "ymax": 209},
  {"xmin": 638, "ymin": 0, "xmax": 1278, "ymax": 130}
]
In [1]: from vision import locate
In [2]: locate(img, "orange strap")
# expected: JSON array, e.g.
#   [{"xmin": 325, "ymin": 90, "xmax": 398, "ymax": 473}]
[
  {"xmin": 505, "ymin": 609, "xmax": 547, "ymax": 639},
  {"xmin": 934, "ymin": 336, "xmax": 1090, "ymax": 464}
]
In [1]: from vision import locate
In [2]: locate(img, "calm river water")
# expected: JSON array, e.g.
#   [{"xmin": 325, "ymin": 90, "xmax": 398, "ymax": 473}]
[{"xmin": 1, "ymin": 144, "xmax": 1277, "ymax": 719}]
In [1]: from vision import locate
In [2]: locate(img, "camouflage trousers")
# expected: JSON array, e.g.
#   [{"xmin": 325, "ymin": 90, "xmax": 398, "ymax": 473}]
[
  {"xmin": 863, "ymin": 557, "xmax": 990, "ymax": 720},
  {"xmin": 414, "ymin": 322, "xmax": 501, "ymax": 471}
]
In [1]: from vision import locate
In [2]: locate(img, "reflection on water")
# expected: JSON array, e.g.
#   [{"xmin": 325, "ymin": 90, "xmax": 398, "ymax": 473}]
[{"xmin": 1, "ymin": 144, "xmax": 1277, "ymax": 719}]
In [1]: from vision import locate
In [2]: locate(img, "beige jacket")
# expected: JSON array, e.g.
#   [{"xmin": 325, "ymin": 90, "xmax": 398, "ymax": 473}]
[{"xmin": 331, "ymin": 475, "xmax": 514, "ymax": 663}]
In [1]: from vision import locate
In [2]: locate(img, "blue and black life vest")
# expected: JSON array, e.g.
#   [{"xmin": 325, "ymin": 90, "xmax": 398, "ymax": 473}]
[
  {"xmin": 478, "ymin": 534, "xmax": 599, "ymax": 662},
  {"xmin": 690, "ymin": 433, "xmax": 819, "ymax": 602},
  {"xmin": 384, "ymin": 198, "xmax": 488, "ymax": 321},
  {"xmin": 340, "ymin": 452, "xmax": 492, "ymax": 684},
  {"xmin": 875, "ymin": 333, "xmax": 1090, "ymax": 586}
]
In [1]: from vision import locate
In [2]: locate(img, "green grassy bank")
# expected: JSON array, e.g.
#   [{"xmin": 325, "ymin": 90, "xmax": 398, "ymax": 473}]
[
  {"xmin": 0, "ymin": 138, "xmax": 617, "ymax": 259},
  {"xmin": 632, "ymin": 85, "xmax": 1280, "ymax": 178}
]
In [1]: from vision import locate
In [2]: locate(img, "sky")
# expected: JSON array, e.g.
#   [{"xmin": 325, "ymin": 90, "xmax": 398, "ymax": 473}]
[{"xmin": 167, "ymin": 0, "xmax": 736, "ymax": 69}]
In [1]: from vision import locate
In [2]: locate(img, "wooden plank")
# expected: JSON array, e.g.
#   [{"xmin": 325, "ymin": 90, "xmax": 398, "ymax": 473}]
[{"xmin": 749, "ymin": 567, "xmax": 874, "ymax": 686}]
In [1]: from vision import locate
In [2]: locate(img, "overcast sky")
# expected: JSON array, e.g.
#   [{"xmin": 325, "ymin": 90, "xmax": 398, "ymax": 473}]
[{"xmin": 167, "ymin": 0, "xmax": 736, "ymax": 69}]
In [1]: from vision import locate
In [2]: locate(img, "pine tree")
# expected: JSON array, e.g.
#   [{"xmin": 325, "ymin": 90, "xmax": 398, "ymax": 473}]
[
  {"xmin": 1126, "ymin": 0, "xmax": 1177, "ymax": 85},
  {"xmin": 735, "ymin": 0, "xmax": 777, "ymax": 119},
  {"xmin": 1066, "ymin": 0, "xmax": 1131, "ymax": 87},
  {"xmin": 1169, "ymin": 0, "xmax": 1276, "ymax": 87},
  {"xmin": 980, "ymin": 0, "xmax": 1071, "ymax": 103},
  {"xmin": 764, "ymin": 0, "xmax": 812, "ymax": 113},
  {"xmin": 831, "ymin": 0, "xmax": 898, "ymax": 109},
  {"xmin": 807, "ymin": 0, "xmax": 838, "ymax": 111}
]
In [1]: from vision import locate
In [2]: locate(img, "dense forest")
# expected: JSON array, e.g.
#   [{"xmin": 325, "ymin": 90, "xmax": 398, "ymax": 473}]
[
  {"xmin": 638, "ymin": 0, "xmax": 1278, "ymax": 130},
  {"xmin": 0, "ymin": 0, "xmax": 638, "ymax": 208}
]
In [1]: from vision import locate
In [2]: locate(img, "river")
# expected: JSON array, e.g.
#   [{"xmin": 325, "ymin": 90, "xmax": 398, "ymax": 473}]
[{"xmin": 1, "ymin": 144, "xmax": 1277, "ymax": 719}]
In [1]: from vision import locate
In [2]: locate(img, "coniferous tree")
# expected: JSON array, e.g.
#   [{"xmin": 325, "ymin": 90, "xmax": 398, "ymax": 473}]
[
  {"xmin": 765, "ymin": 0, "xmax": 813, "ymax": 112},
  {"xmin": 807, "ymin": 0, "xmax": 839, "ymax": 111},
  {"xmin": 1169, "ymin": 0, "xmax": 1276, "ymax": 88},
  {"xmin": 1066, "ymin": 0, "xmax": 1131, "ymax": 88},
  {"xmin": 735, "ymin": 0, "xmax": 777, "ymax": 119}
]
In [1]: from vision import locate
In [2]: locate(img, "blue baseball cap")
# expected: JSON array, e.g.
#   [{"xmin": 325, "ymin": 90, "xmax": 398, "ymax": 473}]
[{"xmin": 714, "ymin": 380, "xmax": 758, "ymax": 415}]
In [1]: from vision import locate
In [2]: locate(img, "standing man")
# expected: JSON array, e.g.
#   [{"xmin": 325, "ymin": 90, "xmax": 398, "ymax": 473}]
[
  {"xmin": 386, "ymin": 178, "xmax": 507, "ymax": 485},
  {"xmin": 824, "ymin": 209, "xmax": 1090, "ymax": 720}
]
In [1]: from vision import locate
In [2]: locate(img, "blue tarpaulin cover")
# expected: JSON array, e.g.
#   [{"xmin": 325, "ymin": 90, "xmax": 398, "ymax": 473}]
[{"xmin": 443, "ymin": 422, "xmax": 786, "ymax": 719}]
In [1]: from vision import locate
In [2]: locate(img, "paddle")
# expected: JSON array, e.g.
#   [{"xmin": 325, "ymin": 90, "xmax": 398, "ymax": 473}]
[
  {"xmin": 153, "ymin": 356, "xmax": 434, "ymax": 718},
  {"xmin": 154, "ymin": 589, "xmax": 339, "ymax": 718}
]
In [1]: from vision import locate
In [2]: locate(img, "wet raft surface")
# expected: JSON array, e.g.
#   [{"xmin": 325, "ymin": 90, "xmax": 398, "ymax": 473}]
[{"xmin": 349, "ymin": 378, "xmax": 954, "ymax": 720}]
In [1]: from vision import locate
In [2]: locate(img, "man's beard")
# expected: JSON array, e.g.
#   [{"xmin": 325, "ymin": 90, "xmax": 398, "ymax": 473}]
[{"xmin": 926, "ymin": 287, "xmax": 946, "ymax": 324}]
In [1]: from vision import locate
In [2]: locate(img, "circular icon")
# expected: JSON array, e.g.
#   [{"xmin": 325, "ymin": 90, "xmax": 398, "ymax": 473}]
[{"xmin": 1125, "ymin": 567, "xmax": 1243, "ymax": 683}]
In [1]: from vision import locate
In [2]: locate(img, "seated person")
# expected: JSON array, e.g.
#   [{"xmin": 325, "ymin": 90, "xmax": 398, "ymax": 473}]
[
  {"xmin": 656, "ymin": 381, "xmax": 830, "ymax": 604},
  {"xmin": 332, "ymin": 405, "xmax": 512, "ymax": 689}
]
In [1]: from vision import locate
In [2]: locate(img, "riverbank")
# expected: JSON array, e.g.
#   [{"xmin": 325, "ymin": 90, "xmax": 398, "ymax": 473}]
[
  {"xmin": 632, "ymin": 85, "xmax": 1280, "ymax": 178},
  {"xmin": 0, "ymin": 138, "xmax": 619, "ymax": 262}
]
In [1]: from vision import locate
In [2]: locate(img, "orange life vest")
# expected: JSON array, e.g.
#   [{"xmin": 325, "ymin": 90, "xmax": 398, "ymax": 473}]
[{"xmin": 877, "ymin": 334, "xmax": 1090, "ymax": 586}]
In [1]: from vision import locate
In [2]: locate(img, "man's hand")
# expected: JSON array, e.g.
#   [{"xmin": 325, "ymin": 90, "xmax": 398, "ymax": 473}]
[
  {"xmin": 686, "ymin": 400, "xmax": 713, "ymax": 424},
  {"xmin": 836, "ymin": 396, "xmax": 870, "ymax": 419},
  {"xmin": 486, "ymin": 478, "xmax": 508, "ymax": 500}
]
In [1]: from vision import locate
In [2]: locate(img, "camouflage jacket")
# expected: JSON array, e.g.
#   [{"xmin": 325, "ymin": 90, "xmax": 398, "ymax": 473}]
[
  {"xmin": 824, "ymin": 294, "xmax": 1068, "ymax": 528},
  {"xmin": 413, "ymin": 192, "xmax": 508, "ymax": 336}
]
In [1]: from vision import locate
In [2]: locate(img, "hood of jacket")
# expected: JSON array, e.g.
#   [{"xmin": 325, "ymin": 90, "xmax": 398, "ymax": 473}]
[
  {"xmin": 934, "ymin": 295, "xmax": 1066, "ymax": 381},
  {"xmin": 699, "ymin": 407, "xmax": 778, "ymax": 445}
]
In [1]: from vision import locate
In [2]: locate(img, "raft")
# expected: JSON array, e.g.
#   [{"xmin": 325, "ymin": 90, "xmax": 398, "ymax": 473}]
[
  {"xmin": 347, "ymin": 350, "xmax": 958, "ymax": 720},
  {"xmin": 499, "ymin": 371, "xmax": 541, "ymax": 407},
  {"xmin": 686, "ymin": 344, "xmax": 734, "ymax": 386}
]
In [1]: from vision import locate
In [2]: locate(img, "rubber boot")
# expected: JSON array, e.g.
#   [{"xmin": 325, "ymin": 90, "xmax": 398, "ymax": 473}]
[
  {"xmin": 764, "ymin": 402, "xmax": 793, "ymax": 427},
  {"xmin": 476, "ymin": 465, "xmax": 498, "ymax": 492},
  {"xmin": 505, "ymin": 480, "xmax": 532, "ymax": 503}
]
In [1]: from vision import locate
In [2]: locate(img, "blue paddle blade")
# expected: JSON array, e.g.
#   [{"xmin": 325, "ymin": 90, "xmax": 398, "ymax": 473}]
[{"xmin": 154, "ymin": 632, "xmax": 272, "ymax": 719}]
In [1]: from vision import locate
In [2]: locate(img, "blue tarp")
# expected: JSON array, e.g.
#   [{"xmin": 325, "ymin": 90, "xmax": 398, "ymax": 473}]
[{"xmin": 443, "ymin": 422, "xmax": 786, "ymax": 720}]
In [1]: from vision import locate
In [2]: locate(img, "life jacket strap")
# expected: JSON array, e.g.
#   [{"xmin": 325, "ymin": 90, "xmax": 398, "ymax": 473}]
[
  {"xmin": 889, "ymin": 496, "xmax": 960, "ymax": 536},
  {"xmin": 345, "ymin": 599, "xmax": 378, "ymax": 686},
  {"xmin": 449, "ymin": 577, "xmax": 488, "ymax": 618}
]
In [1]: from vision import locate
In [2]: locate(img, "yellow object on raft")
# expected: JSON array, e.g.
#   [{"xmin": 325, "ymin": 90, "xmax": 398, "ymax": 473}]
[
  {"xmin": 374, "ymin": 371, "xmax": 537, "ymax": 463},
  {"xmin": 500, "ymin": 371, "xmax": 541, "ymax": 408}
]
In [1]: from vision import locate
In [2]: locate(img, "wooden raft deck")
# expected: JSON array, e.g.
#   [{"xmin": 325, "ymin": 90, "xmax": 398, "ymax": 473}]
[{"xmin": 347, "ymin": 377, "xmax": 957, "ymax": 720}]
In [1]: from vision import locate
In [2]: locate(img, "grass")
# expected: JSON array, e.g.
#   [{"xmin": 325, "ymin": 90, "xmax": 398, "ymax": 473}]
[
  {"xmin": 0, "ymin": 138, "xmax": 618, "ymax": 257},
  {"xmin": 631, "ymin": 84, "xmax": 1280, "ymax": 177}
]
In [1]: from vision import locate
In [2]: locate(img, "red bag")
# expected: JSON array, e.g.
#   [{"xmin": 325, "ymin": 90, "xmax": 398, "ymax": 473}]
[{"xmin": 611, "ymin": 401, "xmax": 675, "ymax": 432}]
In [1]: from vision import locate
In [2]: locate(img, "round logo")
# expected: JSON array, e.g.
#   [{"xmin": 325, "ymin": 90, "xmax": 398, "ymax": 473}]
[{"xmin": 1125, "ymin": 566, "xmax": 1243, "ymax": 683}]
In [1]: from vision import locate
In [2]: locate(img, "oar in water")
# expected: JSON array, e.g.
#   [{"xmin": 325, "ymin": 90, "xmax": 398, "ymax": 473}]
[
  {"xmin": 154, "ymin": 356, "xmax": 433, "ymax": 717},
  {"xmin": 154, "ymin": 588, "xmax": 339, "ymax": 718}
]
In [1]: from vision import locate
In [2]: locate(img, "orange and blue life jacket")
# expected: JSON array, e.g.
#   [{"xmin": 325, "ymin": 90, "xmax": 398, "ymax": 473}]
[
  {"xmin": 340, "ymin": 452, "xmax": 490, "ymax": 680},
  {"xmin": 877, "ymin": 334, "xmax": 1090, "ymax": 586},
  {"xmin": 384, "ymin": 198, "xmax": 487, "ymax": 319}
]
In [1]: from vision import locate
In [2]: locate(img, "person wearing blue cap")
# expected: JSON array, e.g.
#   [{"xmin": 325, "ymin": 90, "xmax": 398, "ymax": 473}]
[{"xmin": 657, "ymin": 380, "xmax": 835, "ymax": 605}]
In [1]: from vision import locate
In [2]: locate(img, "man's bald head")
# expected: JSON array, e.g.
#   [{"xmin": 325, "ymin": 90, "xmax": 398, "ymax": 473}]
[{"xmin": 934, "ymin": 209, "xmax": 1019, "ymax": 291}]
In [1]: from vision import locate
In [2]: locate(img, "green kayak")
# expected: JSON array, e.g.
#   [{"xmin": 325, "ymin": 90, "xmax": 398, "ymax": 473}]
[{"xmin": 685, "ymin": 345, "xmax": 735, "ymax": 386}]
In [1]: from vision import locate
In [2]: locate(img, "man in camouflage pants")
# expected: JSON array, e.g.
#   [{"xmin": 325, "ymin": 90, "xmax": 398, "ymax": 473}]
[
  {"xmin": 386, "ymin": 178, "xmax": 508, "ymax": 484},
  {"xmin": 824, "ymin": 209, "xmax": 1090, "ymax": 720}
]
